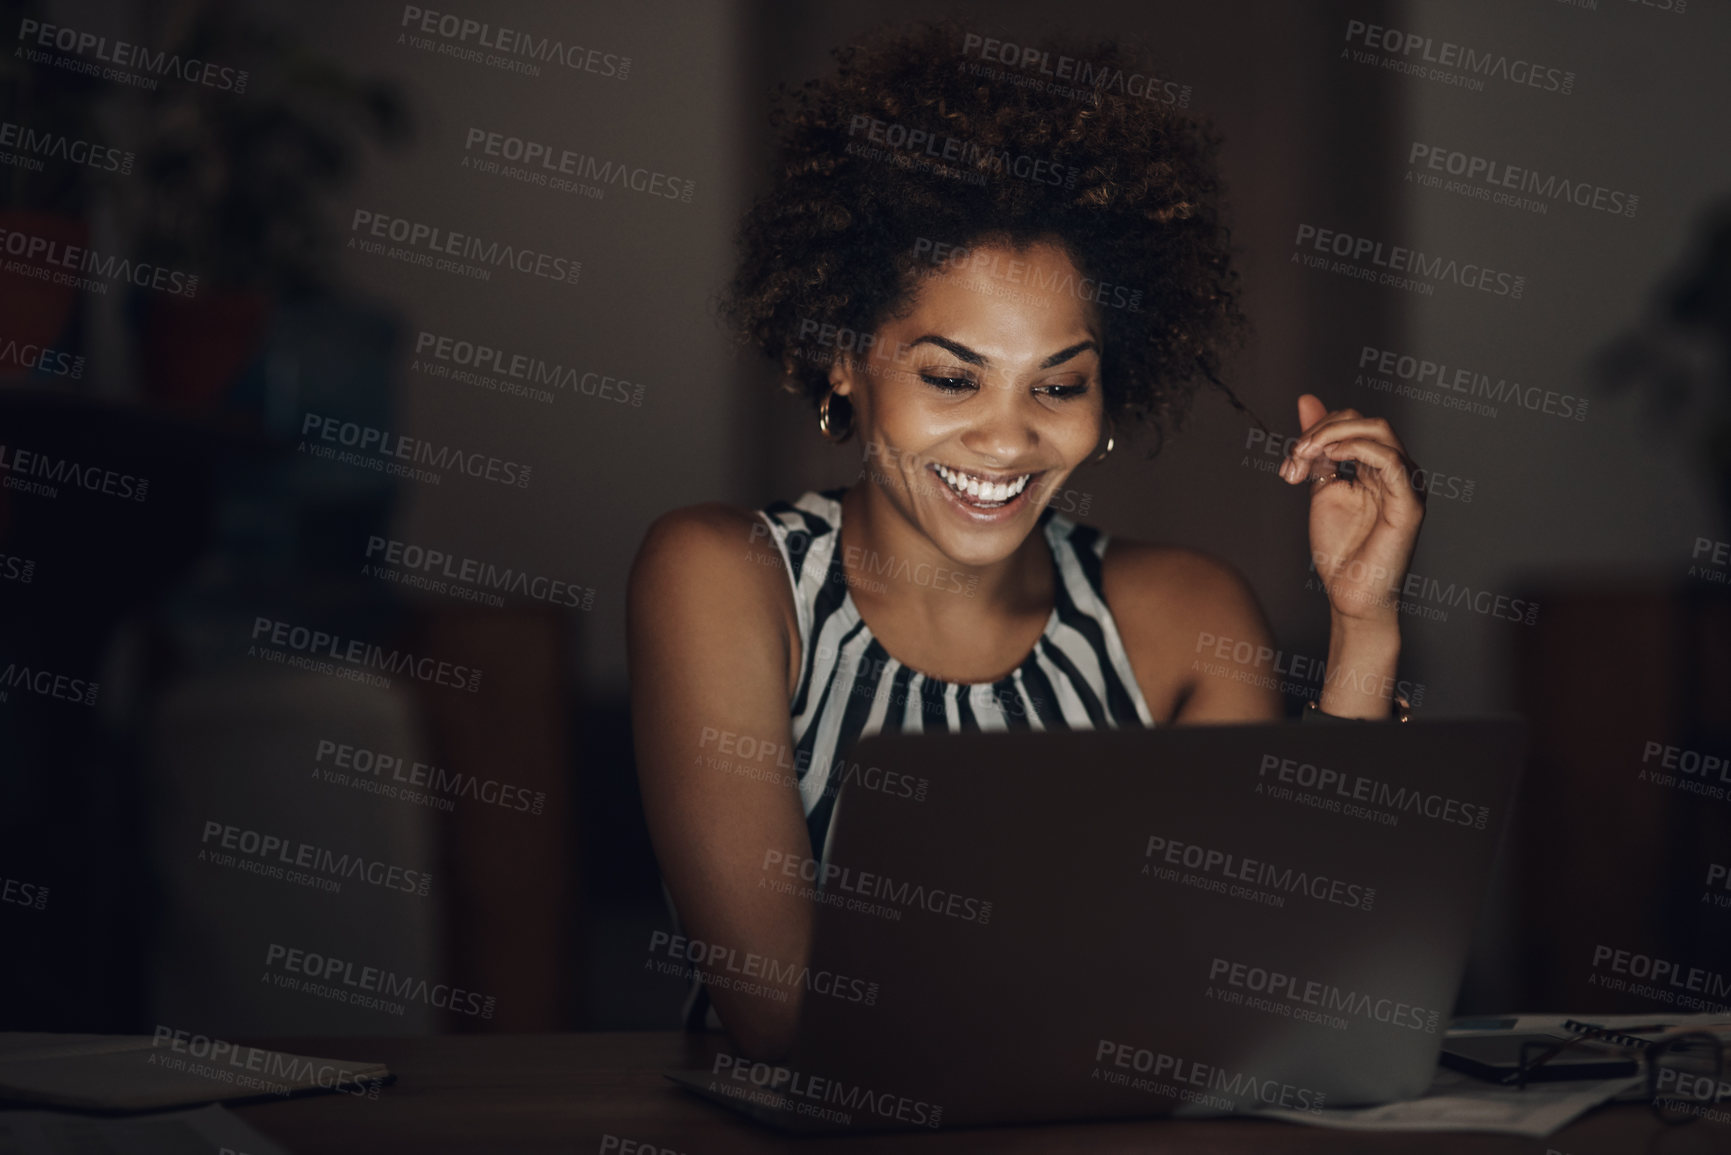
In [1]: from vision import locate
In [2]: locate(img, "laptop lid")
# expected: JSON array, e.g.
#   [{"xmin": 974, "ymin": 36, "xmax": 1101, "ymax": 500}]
[{"xmin": 761, "ymin": 717, "xmax": 1528, "ymax": 1129}]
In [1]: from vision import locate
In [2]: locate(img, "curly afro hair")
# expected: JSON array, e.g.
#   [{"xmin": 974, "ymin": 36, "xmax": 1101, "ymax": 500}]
[{"xmin": 720, "ymin": 19, "xmax": 1259, "ymax": 447}]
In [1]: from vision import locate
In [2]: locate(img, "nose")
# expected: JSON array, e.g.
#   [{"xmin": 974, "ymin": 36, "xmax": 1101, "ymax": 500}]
[{"xmin": 958, "ymin": 388, "xmax": 1039, "ymax": 466}]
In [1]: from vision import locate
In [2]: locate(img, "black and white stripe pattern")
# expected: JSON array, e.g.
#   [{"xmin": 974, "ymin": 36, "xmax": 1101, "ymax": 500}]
[{"xmin": 765, "ymin": 488, "xmax": 1155, "ymax": 854}]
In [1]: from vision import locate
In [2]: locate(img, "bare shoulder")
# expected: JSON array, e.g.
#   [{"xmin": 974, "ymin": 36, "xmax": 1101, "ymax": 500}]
[
  {"xmin": 1100, "ymin": 537, "xmax": 1275, "ymax": 717},
  {"xmin": 630, "ymin": 502, "xmax": 789, "ymax": 606},
  {"xmin": 1101, "ymin": 538, "xmax": 1266, "ymax": 632},
  {"xmin": 628, "ymin": 502, "xmax": 799, "ymax": 677},
  {"xmin": 635, "ymin": 502, "xmax": 769, "ymax": 564}
]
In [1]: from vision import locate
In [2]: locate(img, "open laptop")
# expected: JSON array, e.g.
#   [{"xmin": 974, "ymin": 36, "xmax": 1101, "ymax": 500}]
[{"xmin": 667, "ymin": 717, "xmax": 1526, "ymax": 1132}]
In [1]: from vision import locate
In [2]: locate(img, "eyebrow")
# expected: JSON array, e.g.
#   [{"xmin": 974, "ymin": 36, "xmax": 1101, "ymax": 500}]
[{"xmin": 907, "ymin": 335, "xmax": 1099, "ymax": 369}]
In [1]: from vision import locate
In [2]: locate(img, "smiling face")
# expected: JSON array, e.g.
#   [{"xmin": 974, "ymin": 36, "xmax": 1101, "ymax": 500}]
[{"xmin": 832, "ymin": 238, "xmax": 1108, "ymax": 569}]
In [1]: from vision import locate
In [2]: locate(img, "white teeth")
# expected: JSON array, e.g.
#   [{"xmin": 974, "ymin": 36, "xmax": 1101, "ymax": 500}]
[{"xmin": 933, "ymin": 464, "xmax": 1032, "ymax": 506}]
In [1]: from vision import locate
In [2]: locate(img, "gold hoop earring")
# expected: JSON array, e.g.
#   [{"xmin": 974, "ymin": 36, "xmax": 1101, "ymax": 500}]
[
  {"xmin": 1093, "ymin": 416, "xmax": 1116, "ymax": 462},
  {"xmin": 818, "ymin": 387, "xmax": 853, "ymax": 442}
]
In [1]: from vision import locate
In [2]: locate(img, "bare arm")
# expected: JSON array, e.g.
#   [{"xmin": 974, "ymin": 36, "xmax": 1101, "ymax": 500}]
[
  {"xmin": 626, "ymin": 504, "xmax": 813, "ymax": 1058},
  {"xmin": 1280, "ymin": 395, "xmax": 1422, "ymax": 718}
]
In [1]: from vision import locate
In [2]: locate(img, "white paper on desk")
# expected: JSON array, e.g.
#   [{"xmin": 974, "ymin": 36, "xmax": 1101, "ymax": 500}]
[
  {"xmin": 0, "ymin": 1031, "xmax": 390, "ymax": 1111},
  {"xmin": 1237, "ymin": 1066, "xmax": 1644, "ymax": 1137},
  {"xmin": 0, "ymin": 1103, "xmax": 293, "ymax": 1155}
]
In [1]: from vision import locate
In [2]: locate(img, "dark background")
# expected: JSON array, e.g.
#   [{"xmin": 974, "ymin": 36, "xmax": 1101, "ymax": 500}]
[{"xmin": 2, "ymin": 0, "xmax": 1728, "ymax": 1036}]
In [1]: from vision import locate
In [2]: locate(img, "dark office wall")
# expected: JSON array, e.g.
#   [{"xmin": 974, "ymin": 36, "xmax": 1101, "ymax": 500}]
[
  {"xmin": 1389, "ymin": 0, "xmax": 1731, "ymax": 1014},
  {"xmin": 3, "ymin": 0, "xmax": 1728, "ymax": 1044}
]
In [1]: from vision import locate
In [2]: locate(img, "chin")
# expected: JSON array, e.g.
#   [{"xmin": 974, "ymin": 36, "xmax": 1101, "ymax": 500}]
[{"xmin": 934, "ymin": 532, "xmax": 1029, "ymax": 571}]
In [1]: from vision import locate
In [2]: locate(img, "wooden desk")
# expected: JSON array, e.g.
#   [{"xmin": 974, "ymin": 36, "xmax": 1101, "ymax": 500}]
[{"xmin": 230, "ymin": 1032, "xmax": 1704, "ymax": 1154}]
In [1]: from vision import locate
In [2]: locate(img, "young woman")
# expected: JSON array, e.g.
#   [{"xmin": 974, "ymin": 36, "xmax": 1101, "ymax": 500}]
[{"xmin": 627, "ymin": 22, "xmax": 1424, "ymax": 1059}]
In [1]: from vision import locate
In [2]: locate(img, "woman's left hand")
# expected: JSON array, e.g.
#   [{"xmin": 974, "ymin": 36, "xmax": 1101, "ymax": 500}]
[{"xmin": 1279, "ymin": 393, "xmax": 1425, "ymax": 627}]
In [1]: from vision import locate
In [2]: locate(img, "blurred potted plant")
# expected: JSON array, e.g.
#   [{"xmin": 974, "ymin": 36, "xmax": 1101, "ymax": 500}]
[
  {"xmin": 0, "ymin": 0, "xmax": 113, "ymax": 373},
  {"xmin": 121, "ymin": 0, "xmax": 410, "ymax": 407},
  {"xmin": 1595, "ymin": 197, "xmax": 1731, "ymax": 535}
]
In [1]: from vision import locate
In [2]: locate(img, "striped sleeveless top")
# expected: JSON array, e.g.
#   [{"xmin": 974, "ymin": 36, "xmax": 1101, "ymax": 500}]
[
  {"xmin": 764, "ymin": 488, "xmax": 1156, "ymax": 857},
  {"xmin": 679, "ymin": 487, "xmax": 1154, "ymax": 1029}
]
